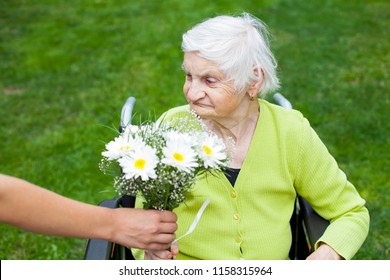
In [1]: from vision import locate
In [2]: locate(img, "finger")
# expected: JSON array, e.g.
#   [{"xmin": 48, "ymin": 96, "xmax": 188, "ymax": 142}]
[
  {"xmin": 170, "ymin": 241, "xmax": 179, "ymax": 255},
  {"xmin": 152, "ymin": 233, "xmax": 176, "ymax": 247},
  {"xmin": 159, "ymin": 210, "xmax": 177, "ymax": 222},
  {"xmin": 147, "ymin": 239, "xmax": 180, "ymax": 254},
  {"xmin": 146, "ymin": 242, "xmax": 173, "ymax": 251},
  {"xmin": 141, "ymin": 233, "xmax": 176, "ymax": 250},
  {"xmin": 159, "ymin": 221, "xmax": 178, "ymax": 234},
  {"xmin": 145, "ymin": 250, "xmax": 173, "ymax": 260}
]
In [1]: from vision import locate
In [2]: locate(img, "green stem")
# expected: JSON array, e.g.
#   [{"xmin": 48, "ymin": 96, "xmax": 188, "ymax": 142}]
[{"xmin": 163, "ymin": 184, "xmax": 171, "ymax": 210}]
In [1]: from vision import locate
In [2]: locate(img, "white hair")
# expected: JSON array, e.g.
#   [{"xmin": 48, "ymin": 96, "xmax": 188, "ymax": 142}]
[{"xmin": 182, "ymin": 13, "xmax": 280, "ymax": 98}]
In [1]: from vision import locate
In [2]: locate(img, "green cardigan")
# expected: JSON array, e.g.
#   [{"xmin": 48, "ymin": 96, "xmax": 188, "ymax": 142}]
[{"xmin": 134, "ymin": 99, "xmax": 369, "ymax": 260}]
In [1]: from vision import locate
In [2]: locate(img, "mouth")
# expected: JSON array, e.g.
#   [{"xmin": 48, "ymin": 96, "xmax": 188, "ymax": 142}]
[{"xmin": 191, "ymin": 102, "xmax": 213, "ymax": 109}]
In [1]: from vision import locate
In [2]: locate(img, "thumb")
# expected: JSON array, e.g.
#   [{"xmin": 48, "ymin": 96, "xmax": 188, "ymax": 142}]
[{"xmin": 171, "ymin": 241, "xmax": 179, "ymax": 256}]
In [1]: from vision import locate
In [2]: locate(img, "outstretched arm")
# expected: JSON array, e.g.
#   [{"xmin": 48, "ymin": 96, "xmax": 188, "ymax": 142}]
[{"xmin": 0, "ymin": 174, "xmax": 177, "ymax": 250}]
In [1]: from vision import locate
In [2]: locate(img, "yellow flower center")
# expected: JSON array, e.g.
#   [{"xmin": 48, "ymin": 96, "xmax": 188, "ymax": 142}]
[
  {"xmin": 120, "ymin": 145, "xmax": 131, "ymax": 151},
  {"xmin": 203, "ymin": 145, "xmax": 212, "ymax": 155},
  {"xmin": 134, "ymin": 159, "xmax": 146, "ymax": 169},
  {"xmin": 173, "ymin": 152, "xmax": 184, "ymax": 162}
]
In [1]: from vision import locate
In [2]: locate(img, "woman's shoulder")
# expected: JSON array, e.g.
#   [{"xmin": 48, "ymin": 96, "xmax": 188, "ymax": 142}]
[
  {"xmin": 259, "ymin": 99, "xmax": 307, "ymax": 126},
  {"xmin": 158, "ymin": 104, "xmax": 192, "ymax": 124},
  {"xmin": 161, "ymin": 104, "xmax": 191, "ymax": 119},
  {"xmin": 259, "ymin": 99, "xmax": 321, "ymax": 153}
]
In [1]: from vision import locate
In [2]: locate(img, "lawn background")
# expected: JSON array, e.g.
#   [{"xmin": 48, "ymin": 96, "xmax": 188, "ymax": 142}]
[{"xmin": 0, "ymin": 0, "xmax": 389, "ymax": 259}]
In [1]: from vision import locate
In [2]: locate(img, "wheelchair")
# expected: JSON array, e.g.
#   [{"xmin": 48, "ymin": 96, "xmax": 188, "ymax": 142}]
[{"xmin": 84, "ymin": 94, "xmax": 329, "ymax": 260}]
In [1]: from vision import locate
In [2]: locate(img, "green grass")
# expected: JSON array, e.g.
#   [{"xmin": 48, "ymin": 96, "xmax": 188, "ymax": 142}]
[{"xmin": 1, "ymin": 0, "xmax": 389, "ymax": 259}]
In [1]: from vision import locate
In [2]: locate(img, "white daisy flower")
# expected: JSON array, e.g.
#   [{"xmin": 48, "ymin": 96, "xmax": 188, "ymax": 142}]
[
  {"xmin": 118, "ymin": 145, "xmax": 158, "ymax": 181},
  {"xmin": 164, "ymin": 131, "xmax": 194, "ymax": 146},
  {"xmin": 198, "ymin": 133, "xmax": 228, "ymax": 169},
  {"xmin": 122, "ymin": 124, "xmax": 140, "ymax": 136},
  {"xmin": 161, "ymin": 137, "xmax": 198, "ymax": 173},
  {"xmin": 101, "ymin": 135, "xmax": 140, "ymax": 160}
]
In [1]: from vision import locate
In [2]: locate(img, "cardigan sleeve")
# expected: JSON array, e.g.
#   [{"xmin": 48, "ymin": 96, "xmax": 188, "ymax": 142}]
[{"xmin": 293, "ymin": 116, "xmax": 369, "ymax": 259}]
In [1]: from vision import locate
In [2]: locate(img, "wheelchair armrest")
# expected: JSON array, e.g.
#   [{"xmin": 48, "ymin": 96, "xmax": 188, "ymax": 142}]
[
  {"xmin": 298, "ymin": 196, "xmax": 330, "ymax": 252},
  {"xmin": 84, "ymin": 197, "xmax": 122, "ymax": 260}
]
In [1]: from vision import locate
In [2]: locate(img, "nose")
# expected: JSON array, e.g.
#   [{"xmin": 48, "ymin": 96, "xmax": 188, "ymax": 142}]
[{"xmin": 185, "ymin": 80, "xmax": 206, "ymax": 101}]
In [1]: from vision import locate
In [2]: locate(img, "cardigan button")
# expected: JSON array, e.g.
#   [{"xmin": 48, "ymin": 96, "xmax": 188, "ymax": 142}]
[
  {"xmin": 230, "ymin": 191, "xmax": 237, "ymax": 198},
  {"xmin": 235, "ymin": 235, "xmax": 242, "ymax": 243},
  {"xmin": 233, "ymin": 213, "xmax": 240, "ymax": 220}
]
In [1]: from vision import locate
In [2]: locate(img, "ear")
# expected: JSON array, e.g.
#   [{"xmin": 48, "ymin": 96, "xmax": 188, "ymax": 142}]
[{"xmin": 247, "ymin": 66, "xmax": 264, "ymax": 98}]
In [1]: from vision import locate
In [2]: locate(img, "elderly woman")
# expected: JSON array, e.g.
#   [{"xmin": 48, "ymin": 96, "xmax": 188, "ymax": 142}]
[{"xmin": 138, "ymin": 13, "xmax": 369, "ymax": 260}]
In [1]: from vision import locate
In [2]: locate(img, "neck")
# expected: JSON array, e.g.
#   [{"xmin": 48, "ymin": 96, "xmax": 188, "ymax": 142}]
[
  {"xmin": 201, "ymin": 101, "xmax": 260, "ymax": 168},
  {"xmin": 203, "ymin": 101, "xmax": 260, "ymax": 142}
]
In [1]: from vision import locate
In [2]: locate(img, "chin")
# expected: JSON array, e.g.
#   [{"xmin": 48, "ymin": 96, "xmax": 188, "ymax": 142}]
[{"xmin": 190, "ymin": 107, "xmax": 206, "ymax": 117}]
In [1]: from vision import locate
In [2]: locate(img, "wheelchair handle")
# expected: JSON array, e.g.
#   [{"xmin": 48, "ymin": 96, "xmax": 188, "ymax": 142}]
[
  {"xmin": 120, "ymin": 96, "xmax": 136, "ymax": 130},
  {"xmin": 273, "ymin": 93, "xmax": 292, "ymax": 110}
]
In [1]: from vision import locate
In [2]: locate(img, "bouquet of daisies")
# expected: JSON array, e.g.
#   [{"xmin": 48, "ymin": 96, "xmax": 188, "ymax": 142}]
[{"xmin": 100, "ymin": 114, "xmax": 229, "ymax": 211}]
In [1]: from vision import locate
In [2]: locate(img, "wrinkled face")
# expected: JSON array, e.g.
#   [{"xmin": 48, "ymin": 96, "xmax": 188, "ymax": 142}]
[{"xmin": 182, "ymin": 52, "xmax": 247, "ymax": 120}]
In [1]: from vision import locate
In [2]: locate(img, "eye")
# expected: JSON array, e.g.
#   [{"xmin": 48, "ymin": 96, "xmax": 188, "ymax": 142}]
[
  {"xmin": 185, "ymin": 73, "xmax": 192, "ymax": 81},
  {"xmin": 205, "ymin": 77, "xmax": 218, "ymax": 86}
]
